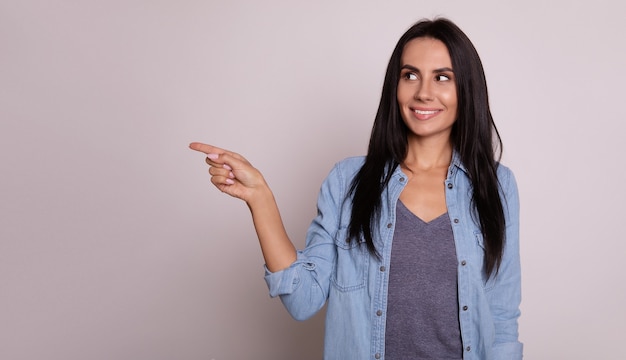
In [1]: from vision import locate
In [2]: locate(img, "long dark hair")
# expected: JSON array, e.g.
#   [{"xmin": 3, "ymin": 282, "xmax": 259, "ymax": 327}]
[{"xmin": 348, "ymin": 18, "xmax": 506, "ymax": 277}]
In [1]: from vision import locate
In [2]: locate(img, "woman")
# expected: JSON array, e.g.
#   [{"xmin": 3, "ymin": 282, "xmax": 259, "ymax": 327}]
[{"xmin": 190, "ymin": 18, "xmax": 522, "ymax": 360}]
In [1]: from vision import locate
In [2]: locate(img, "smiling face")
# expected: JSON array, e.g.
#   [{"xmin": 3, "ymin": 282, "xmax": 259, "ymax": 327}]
[{"xmin": 397, "ymin": 37, "xmax": 457, "ymax": 143}]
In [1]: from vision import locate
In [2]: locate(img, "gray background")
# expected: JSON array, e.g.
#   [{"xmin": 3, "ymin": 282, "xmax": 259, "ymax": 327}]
[{"xmin": 1, "ymin": 0, "xmax": 624, "ymax": 359}]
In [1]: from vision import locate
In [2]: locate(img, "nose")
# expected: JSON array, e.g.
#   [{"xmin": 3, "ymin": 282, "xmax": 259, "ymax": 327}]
[{"xmin": 414, "ymin": 80, "xmax": 433, "ymax": 101}]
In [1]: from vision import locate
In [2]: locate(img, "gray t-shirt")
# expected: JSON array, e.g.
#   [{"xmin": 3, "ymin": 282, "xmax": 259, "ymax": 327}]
[{"xmin": 384, "ymin": 200, "xmax": 463, "ymax": 359}]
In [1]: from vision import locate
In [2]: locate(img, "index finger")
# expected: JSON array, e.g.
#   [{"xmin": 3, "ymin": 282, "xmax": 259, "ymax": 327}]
[{"xmin": 188, "ymin": 142, "xmax": 227, "ymax": 155}]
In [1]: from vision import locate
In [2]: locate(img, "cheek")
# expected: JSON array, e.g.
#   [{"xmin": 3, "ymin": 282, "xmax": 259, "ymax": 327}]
[
  {"xmin": 396, "ymin": 91, "xmax": 404, "ymax": 106},
  {"xmin": 396, "ymin": 89, "xmax": 411, "ymax": 122},
  {"xmin": 442, "ymin": 89, "xmax": 458, "ymax": 110},
  {"xmin": 396, "ymin": 84, "xmax": 412, "ymax": 105}
]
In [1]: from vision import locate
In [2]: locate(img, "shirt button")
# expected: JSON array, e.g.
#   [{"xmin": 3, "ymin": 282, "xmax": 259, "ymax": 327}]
[
  {"xmin": 447, "ymin": 183, "xmax": 453, "ymax": 189},
  {"xmin": 375, "ymin": 353, "xmax": 381, "ymax": 359},
  {"xmin": 461, "ymin": 260, "xmax": 467, "ymax": 266},
  {"xmin": 380, "ymin": 266, "xmax": 386, "ymax": 272},
  {"xmin": 466, "ymin": 346, "xmax": 471, "ymax": 352},
  {"xmin": 463, "ymin": 306, "xmax": 468, "ymax": 311},
  {"xmin": 376, "ymin": 310, "xmax": 382, "ymax": 316},
  {"xmin": 387, "ymin": 223, "xmax": 392, "ymax": 228},
  {"xmin": 399, "ymin": 177, "xmax": 405, "ymax": 182},
  {"xmin": 453, "ymin": 218, "xmax": 459, "ymax": 223}
]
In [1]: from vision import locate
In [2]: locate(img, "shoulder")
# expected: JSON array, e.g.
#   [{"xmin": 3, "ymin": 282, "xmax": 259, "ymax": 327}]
[
  {"xmin": 496, "ymin": 163, "xmax": 518, "ymax": 190},
  {"xmin": 334, "ymin": 156, "xmax": 366, "ymax": 170},
  {"xmin": 496, "ymin": 162, "xmax": 514, "ymax": 176},
  {"xmin": 328, "ymin": 156, "xmax": 366, "ymax": 179},
  {"xmin": 319, "ymin": 156, "xmax": 365, "ymax": 192}
]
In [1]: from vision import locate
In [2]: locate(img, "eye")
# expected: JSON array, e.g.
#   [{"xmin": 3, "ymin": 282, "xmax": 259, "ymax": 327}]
[
  {"xmin": 436, "ymin": 74, "xmax": 451, "ymax": 81},
  {"xmin": 402, "ymin": 71, "xmax": 418, "ymax": 80}
]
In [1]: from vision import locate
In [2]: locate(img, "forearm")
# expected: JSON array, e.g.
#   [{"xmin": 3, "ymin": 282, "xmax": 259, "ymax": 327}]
[
  {"xmin": 247, "ymin": 187, "xmax": 297, "ymax": 272},
  {"xmin": 188, "ymin": 142, "xmax": 298, "ymax": 271}
]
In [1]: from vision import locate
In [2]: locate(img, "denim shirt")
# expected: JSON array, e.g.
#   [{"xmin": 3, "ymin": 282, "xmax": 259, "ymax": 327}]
[{"xmin": 265, "ymin": 153, "xmax": 523, "ymax": 360}]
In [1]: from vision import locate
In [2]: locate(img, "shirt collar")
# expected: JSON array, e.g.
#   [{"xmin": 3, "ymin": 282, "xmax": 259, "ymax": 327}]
[
  {"xmin": 449, "ymin": 150, "xmax": 468, "ymax": 177},
  {"xmin": 389, "ymin": 150, "xmax": 468, "ymax": 180}
]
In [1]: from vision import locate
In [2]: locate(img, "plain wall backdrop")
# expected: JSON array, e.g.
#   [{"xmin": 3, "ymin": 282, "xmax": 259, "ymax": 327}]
[{"xmin": 1, "ymin": 0, "xmax": 624, "ymax": 359}]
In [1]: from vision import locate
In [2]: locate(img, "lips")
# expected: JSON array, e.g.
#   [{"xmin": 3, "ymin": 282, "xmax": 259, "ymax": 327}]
[{"xmin": 411, "ymin": 107, "xmax": 442, "ymax": 120}]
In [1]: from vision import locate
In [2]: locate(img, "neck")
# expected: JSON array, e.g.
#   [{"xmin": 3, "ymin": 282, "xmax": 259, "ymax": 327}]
[{"xmin": 403, "ymin": 135, "xmax": 453, "ymax": 171}]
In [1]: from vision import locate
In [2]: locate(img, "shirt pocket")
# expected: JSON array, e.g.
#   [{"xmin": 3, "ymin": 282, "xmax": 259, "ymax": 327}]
[
  {"xmin": 474, "ymin": 231, "xmax": 497, "ymax": 291},
  {"xmin": 332, "ymin": 227, "xmax": 368, "ymax": 292}
]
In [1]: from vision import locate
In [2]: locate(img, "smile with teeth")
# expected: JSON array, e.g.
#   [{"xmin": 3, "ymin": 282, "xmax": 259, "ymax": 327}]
[
  {"xmin": 410, "ymin": 107, "xmax": 443, "ymax": 121},
  {"xmin": 413, "ymin": 109, "xmax": 439, "ymax": 115}
]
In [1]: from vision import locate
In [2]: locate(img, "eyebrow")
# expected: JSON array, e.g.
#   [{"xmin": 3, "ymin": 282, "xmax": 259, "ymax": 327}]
[{"xmin": 401, "ymin": 64, "xmax": 454, "ymax": 73}]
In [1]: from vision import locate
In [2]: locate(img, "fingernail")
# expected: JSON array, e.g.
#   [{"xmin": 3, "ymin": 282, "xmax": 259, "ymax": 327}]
[
  {"xmin": 228, "ymin": 171, "xmax": 235, "ymax": 178},
  {"xmin": 206, "ymin": 153, "xmax": 219, "ymax": 160},
  {"xmin": 223, "ymin": 164, "xmax": 232, "ymax": 171},
  {"xmin": 225, "ymin": 178, "xmax": 235, "ymax": 185}
]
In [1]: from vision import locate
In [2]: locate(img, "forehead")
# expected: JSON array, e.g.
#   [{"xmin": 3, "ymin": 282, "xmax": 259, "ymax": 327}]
[{"xmin": 401, "ymin": 37, "xmax": 452, "ymax": 68}]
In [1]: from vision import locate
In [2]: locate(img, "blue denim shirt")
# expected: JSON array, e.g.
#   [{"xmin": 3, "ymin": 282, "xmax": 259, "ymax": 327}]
[{"xmin": 265, "ymin": 153, "xmax": 523, "ymax": 359}]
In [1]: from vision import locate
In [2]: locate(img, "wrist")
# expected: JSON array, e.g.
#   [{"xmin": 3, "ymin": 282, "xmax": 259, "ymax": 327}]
[{"xmin": 245, "ymin": 184, "xmax": 275, "ymax": 210}]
